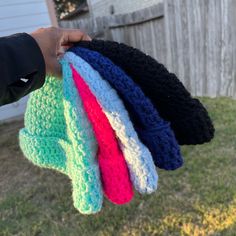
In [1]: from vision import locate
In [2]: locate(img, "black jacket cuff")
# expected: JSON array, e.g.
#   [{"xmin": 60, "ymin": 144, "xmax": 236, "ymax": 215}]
[{"xmin": 0, "ymin": 33, "xmax": 46, "ymax": 106}]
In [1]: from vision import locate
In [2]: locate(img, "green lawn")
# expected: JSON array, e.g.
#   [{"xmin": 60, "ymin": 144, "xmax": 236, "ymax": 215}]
[{"xmin": 0, "ymin": 97, "xmax": 236, "ymax": 236}]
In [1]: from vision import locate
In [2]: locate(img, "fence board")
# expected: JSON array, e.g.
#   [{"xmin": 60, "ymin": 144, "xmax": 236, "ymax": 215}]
[{"xmin": 60, "ymin": 0, "xmax": 236, "ymax": 98}]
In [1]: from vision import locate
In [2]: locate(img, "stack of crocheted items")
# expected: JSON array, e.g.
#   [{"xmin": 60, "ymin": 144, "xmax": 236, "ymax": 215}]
[
  {"xmin": 69, "ymin": 48, "xmax": 182, "ymax": 170},
  {"xmin": 64, "ymin": 53, "xmax": 158, "ymax": 193},
  {"xmin": 76, "ymin": 40, "xmax": 215, "ymax": 145},
  {"xmin": 19, "ymin": 40, "xmax": 214, "ymax": 214},
  {"xmin": 70, "ymin": 63, "xmax": 134, "ymax": 204}
]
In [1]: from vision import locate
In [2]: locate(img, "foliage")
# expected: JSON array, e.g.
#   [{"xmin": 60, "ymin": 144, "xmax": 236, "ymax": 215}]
[{"xmin": 53, "ymin": 0, "xmax": 87, "ymax": 19}]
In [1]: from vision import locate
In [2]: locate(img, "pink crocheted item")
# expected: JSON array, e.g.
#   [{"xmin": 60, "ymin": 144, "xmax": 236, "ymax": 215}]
[{"xmin": 71, "ymin": 64, "xmax": 134, "ymax": 204}]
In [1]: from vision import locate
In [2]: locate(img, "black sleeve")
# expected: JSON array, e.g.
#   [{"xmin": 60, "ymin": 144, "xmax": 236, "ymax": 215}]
[{"xmin": 0, "ymin": 33, "xmax": 46, "ymax": 106}]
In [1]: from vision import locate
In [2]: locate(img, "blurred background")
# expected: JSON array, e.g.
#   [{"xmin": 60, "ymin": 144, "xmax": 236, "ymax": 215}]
[{"xmin": 0, "ymin": 1, "xmax": 236, "ymax": 235}]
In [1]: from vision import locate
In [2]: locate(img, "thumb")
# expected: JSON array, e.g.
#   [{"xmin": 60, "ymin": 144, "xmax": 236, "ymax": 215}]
[{"xmin": 61, "ymin": 29, "xmax": 91, "ymax": 46}]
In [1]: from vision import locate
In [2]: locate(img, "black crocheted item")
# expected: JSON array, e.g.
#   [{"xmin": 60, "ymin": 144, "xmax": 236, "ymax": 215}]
[{"xmin": 77, "ymin": 40, "xmax": 214, "ymax": 145}]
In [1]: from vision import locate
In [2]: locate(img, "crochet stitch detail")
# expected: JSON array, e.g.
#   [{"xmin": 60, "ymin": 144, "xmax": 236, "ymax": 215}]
[
  {"xmin": 64, "ymin": 52, "xmax": 158, "ymax": 194},
  {"xmin": 71, "ymin": 64, "xmax": 134, "ymax": 204},
  {"xmin": 19, "ymin": 77, "xmax": 67, "ymax": 174},
  {"xmin": 71, "ymin": 47, "xmax": 183, "ymax": 170},
  {"xmin": 19, "ymin": 72, "xmax": 103, "ymax": 214},
  {"xmin": 77, "ymin": 40, "xmax": 215, "ymax": 145},
  {"xmin": 62, "ymin": 60, "xmax": 103, "ymax": 213}
]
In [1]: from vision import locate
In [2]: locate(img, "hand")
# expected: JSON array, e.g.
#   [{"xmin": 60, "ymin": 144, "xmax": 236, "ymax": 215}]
[{"xmin": 30, "ymin": 27, "xmax": 91, "ymax": 77}]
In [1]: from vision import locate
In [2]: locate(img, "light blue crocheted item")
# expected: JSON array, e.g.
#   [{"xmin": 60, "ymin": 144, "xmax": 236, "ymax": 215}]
[
  {"xmin": 62, "ymin": 60, "xmax": 103, "ymax": 213},
  {"xmin": 64, "ymin": 52, "xmax": 158, "ymax": 194}
]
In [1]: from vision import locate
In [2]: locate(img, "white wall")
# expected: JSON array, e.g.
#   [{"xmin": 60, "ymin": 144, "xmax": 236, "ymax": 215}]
[
  {"xmin": 87, "ymin": 0, "xmax": 163, "ymax": 18},
  {"xmin": 0, "ymin": 0, "xmax": 52, "ymax": 121}
]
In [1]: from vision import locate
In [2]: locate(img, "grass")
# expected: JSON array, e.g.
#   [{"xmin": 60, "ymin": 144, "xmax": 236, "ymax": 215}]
[{"xmin": 0, "ymin": 97, "xmax": 236, "ymax": 236}]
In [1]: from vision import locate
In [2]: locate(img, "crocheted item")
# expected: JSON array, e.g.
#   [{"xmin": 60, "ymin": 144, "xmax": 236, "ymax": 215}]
[
  {"xmin": 64, "ymin": 52, "xmax": 158, "ymax": 194},
  {"xmin": 19, "ymin": 77, "xmax": 67, "ymax": 175},
  {"xmin": 70, "ymin": 47, "xmax": 183, "ymax": 170},
  {"xmin": 70, "ymin": 64, "xmax": 133, "ymax": 204},
  {"xmin": 77, "ymin": 40, "xmax": 215, "ymax": 145},
  {"xmin": 19, "ymin": 72, "xmax": 103, "ymax": 214}
]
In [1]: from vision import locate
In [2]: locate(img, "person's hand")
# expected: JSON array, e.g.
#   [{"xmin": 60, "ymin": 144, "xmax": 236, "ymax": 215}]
[{"xmin": 30, "ymin": 27, "xmax": 91, "ymax": 77}]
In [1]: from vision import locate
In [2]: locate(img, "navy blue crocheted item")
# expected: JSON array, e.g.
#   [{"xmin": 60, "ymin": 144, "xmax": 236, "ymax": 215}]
[
  {"xmin": 70, "ymin": 47, "xmax": 183, "ymax": 170},
  {"xmin": 76, "ymin": 40, "xmax": 215, "ymax": 145}
]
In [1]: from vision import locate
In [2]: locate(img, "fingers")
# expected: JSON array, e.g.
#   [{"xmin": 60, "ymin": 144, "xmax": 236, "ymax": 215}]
[
  {"xmin": 60, "ymin": 28, "xmax": 91, "ymax": 46},
  {"xmin": 31, "ymin": 26, "xmax": 89, "ymax": 78},
  {"xmin": 82, "ymin": 34, "xmax": 92, "ymax": 41},
  {"xmin": 48, "ymin": 27, "xmax": 90, "ymax": 78}
]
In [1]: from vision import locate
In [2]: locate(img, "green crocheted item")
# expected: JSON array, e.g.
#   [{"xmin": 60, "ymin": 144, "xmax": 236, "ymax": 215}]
[{"xmin": 19, "ymin": 62, "xmax": 103, "ymax": 214}]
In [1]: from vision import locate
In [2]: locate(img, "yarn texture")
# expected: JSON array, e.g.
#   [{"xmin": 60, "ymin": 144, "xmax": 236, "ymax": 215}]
[
  {"xmin": 19, "ymin": 77, "xmax": 67, "ymax": 174},
  {"xmin": 64, "ymin": 52, "xmax": 158, "ymax": 194},
  {"xmin": 19, "ymin": 67, "xmax": 103, "ymax": 214},
  {"xmin": 77, "ymin": 40, "xmax": 215, "ymax": 145},
  {"xmin": 71, "ymin": 64, "xmax": 134, "ymax": 204},
  {"xmin": 70, "ymin": 47, "xmax": 183, "ymax": 170}
]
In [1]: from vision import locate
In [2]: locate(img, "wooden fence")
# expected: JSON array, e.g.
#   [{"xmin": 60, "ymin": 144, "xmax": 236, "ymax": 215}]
[{"xmin": 60, "ymin": 0, "xmax": 236, "ymax": 98}]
